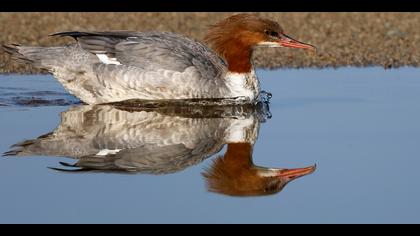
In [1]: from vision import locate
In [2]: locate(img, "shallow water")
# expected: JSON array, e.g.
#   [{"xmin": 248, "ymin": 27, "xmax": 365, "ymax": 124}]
[{"xmin": 0, "ymin": 67, "xmax": 420, "ymax": 223}]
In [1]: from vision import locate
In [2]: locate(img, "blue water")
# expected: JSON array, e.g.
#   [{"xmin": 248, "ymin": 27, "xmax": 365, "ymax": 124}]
[{"xmin": 0, "ymin": 67, "xmax": 419, "ymax": 223}]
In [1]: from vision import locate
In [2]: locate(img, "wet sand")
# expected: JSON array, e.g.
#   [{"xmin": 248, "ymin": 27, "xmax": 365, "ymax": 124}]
[{"xmin": 1, "ymin": 12, "xmax": 419, "ymax": 73}]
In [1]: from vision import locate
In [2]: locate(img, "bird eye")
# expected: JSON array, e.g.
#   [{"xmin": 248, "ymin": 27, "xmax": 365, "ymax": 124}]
[{"xmin": 264, "ymin": 30, "xmax": 279, "ymax": 38}]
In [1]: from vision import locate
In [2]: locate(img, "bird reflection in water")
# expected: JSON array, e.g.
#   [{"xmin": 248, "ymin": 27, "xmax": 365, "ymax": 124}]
[{"xmin": 4, "ymin": 100, "xmax": 315, "ymax": 197}]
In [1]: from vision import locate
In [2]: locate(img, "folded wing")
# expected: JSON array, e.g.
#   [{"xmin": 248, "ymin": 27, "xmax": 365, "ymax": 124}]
[{"xmin": 51, "ymin": 31, "xmax": 227, "ymax": 80}]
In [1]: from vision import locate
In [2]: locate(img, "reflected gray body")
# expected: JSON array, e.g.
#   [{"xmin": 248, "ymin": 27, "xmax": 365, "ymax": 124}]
[{"xmin": 6, "ymin": 104, "xmax": 267, "ymax": 174}]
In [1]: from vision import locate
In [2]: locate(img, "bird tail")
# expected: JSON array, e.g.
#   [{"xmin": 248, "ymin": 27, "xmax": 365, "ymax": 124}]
[{"xmin": 2, "ymin": 44, "xmax": 65, "ymax": 71}]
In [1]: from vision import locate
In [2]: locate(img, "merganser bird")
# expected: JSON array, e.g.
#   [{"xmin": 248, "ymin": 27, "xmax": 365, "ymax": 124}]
[
  {"xmin": 2, "ymin": 14, "xmax": 315, "ymax": 105},
  {"xmin": 3, "ymin": 103, "xmax": 267, "ymax": 173},
  {"xmin": 4, "ymin": 103, "xmax": 315, "ymax": 197}
]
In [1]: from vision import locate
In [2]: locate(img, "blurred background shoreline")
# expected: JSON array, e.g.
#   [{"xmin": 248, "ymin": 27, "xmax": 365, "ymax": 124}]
[{"xmin": 1, "ymin": 12, "xmax": 419, "ymax": 73}]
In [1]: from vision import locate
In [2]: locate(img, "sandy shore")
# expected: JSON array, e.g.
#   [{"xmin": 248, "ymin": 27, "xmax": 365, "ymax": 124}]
[{"xmin": 1, "ymin": 12, "xmax": 419, "ymax": 73}]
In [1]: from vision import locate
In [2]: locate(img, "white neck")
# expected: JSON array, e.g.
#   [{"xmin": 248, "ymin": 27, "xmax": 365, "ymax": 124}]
[
  {"xmin": 223, "ymin": 117, "xmax": 259, "ymax": 144},
  {"xmin": 224, "ymin": 70, "xmax": 260, "ymax": 101}
]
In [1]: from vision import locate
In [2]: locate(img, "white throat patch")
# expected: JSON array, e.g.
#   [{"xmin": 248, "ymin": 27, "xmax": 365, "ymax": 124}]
[{"xmin": 256, "ymin": 41, "xmax": 281, "ymax": 48}]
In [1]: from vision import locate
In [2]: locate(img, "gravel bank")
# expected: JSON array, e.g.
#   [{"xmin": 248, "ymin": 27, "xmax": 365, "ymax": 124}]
[{"xmin": 1, "ymin": 12, "xmax": 419, "ymax": 73}]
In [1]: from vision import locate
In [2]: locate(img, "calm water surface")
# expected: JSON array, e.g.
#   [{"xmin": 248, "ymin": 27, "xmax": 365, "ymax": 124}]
[{"xmin": 0, "ymin": 67, "xmax": 419, "ymax": 223}]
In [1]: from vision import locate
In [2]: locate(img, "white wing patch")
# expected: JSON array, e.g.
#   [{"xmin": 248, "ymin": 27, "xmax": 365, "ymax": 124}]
[
  {"xmin": 96, "ymin": 54, "xmax": 122, "ymax": 65},
  {"xmin": 96, "ymin": 149, "xmax": 122, "ymax": 156}
]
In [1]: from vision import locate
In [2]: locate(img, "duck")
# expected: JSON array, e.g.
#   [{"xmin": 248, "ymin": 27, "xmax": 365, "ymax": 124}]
[
  {"xmin": 3, "ymin": 103, "xmax": 266, "ymax": 173},
  {"xmin": 4, "ymin": 103, "xmax": 315, "ymax": 197},
  {"xmin": 2, "ymin": 13, "xmax": 315, "ymax": 105}
]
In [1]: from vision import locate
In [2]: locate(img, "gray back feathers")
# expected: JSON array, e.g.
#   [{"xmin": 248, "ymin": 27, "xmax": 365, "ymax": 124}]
[{"xmin": 53, "ymin": 31, "xmax": 227, "ymax": 79}]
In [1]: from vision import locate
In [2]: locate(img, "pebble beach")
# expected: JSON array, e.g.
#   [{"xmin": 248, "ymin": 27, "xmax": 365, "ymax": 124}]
[{"xmin": 1, "ymin": 12, "xmax": 419, "ymax": 73}]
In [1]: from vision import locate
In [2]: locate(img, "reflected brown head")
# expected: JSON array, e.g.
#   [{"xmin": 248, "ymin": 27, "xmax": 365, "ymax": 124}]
[
  {"xmin": 204, "ymin": 14, "xmax": 316, "ymax": 73},
  {"xmin": 202, "ymin": 143, "xmax": 316, "ymax": 197}
]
